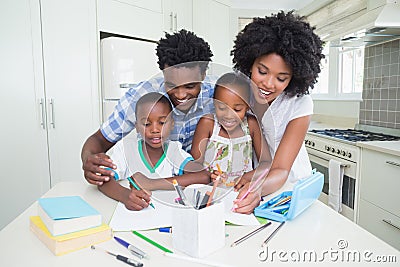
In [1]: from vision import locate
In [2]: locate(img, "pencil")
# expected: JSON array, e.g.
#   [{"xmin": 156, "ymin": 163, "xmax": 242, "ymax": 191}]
[
  {"xmin": 230, "ymin": 222, "xmax": 272, "ymax": 247},
  {"xmin": 261, "ymin": 221, "xmax": 285, "ymax": 247},
  {"xmin": 207, "ymin": 164, "xmax": 222, "ymax": 207},
  {"xmin": 132, "ymin": 231, "xmax": 173, "ymax": 253},
  {"xmin": 237, "ymin": 167, "xmax": 269, "ymax": 203},
  {"xmin": 127, "ymin": 176, "xmax": 155, "ymax": 209}
]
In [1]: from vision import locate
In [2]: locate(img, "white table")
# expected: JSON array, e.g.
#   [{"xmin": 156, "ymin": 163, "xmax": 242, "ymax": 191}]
[{"xmin": 0, "ymin": 182, "xmax": 399, "ymax": 267}]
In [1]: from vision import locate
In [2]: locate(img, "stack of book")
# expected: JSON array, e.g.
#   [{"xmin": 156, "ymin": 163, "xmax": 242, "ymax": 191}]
[{"xmin": 30, "ymin": 195, "xmax": 112, "ymax": 256}]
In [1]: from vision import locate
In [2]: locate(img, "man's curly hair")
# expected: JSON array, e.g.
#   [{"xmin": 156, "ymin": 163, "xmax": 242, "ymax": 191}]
[
  {"xmin": 156, "ymin": 29, "xmax": 213, "ymax": 74},
  {"xmin": 231, "ymin": 11, "xmax": 324, "ymax": 97}
]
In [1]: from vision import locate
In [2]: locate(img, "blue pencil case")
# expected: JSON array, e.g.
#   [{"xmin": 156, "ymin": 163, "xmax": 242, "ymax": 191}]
[{"xmin": 254, "ymin": 171, "xmax": 324, "ymax": 222}]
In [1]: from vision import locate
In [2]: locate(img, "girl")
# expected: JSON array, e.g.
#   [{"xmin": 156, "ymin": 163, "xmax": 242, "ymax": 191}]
[
  {"xmin": 231, "ymin": 11, "xmax": 324, "ymax": 213},
  {"xmin": 191, "ymin": 72, "xmax": 270, "ymax": 187}
]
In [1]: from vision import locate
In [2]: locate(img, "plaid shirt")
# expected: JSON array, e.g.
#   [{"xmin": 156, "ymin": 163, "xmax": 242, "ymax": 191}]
[{"xmin": 101, "ymin": 76, "xmax": 216, "ymax": 152}]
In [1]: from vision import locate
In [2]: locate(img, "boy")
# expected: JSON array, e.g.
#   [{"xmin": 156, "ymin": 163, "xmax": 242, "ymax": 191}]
[
  {"xmin": 99, "ymin": 93, "xmax": 210, "ymax": 211},
  {"xmin": 81, "ymin": 30, "xmax": 214, "ymax": 186}
]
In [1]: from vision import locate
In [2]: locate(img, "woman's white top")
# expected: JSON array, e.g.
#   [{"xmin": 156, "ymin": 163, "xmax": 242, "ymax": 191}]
[{"xmin": 261, "ymin": 93, "xmax": 313, "ymax": 183}]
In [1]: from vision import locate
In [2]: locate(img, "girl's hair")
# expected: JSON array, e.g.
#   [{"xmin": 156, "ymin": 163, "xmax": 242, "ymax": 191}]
[
  {"xmin": 156, "ymin": 29, "xmax": 213, "ymax": 74},
  {"xmin": 135, "ymin": 92, "xmax": 173, "ymax": 116},
  {"xmin": 214, "ymin": 72, "xmax": 251, "ymax": 104},
  {"xmin": 231, "ymin": 11, "xmax": 324, "ymax": 97}
]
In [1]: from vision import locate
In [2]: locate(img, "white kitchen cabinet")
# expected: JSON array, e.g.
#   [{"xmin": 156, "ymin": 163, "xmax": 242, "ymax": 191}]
[
  {"xmin": 0, "ymin": 0, "xmax": 100, "ymax": 230},
  {"xmin": 163, "ymin": 0, "xmax": 193, "ymax": 33},
  {"xmin": 193, "ymin": 0, "xmax": 231, "ymax": 67},
  {"xmin": 98, "ymin": 0, "xmax": 163, "ymax": 41},
  {"xmin": 358, "ymin": 148, "xmax": 400, "ymax": 250}
]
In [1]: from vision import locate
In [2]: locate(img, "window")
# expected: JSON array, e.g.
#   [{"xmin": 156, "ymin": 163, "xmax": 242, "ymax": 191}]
[
  {"xmin": 312, "ymin": 43, "xmax": 363, "ymax": 100},
  {"xmin": 339, "ymin": 47, "xmax": 364, "ymax": 94}
]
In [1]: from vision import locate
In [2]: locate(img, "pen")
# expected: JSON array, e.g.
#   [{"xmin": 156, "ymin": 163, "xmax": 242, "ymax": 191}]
[
  {"xmin": 127, "ymin": 176, "xmax": 155, "ymax": 209},
  {"xmin": 262, "ymin": 221, "xmax": 285, "ymax": 247},
  {"xmin": 230, "ymin": 222, "xmax": 272, "ymax": 247},
  {"xmin": 172, "ymin": 179, "xmax": 188, "ymax": 205},
  {"xmin": 132, "ymin": 231, "xmax": 173, "ymax": 253},
  {"xmin": 233, "ymin": 167, "xmax": 269, "ymax": 211},
  {"xmin": 114, "ymin": 236, "xmax": 148, "ymax": 259},
  {"xmin": 91, "ymin": 245, "xmax": 143, "ymax": 267},
  {"xmin": 159, "ymin": 227, "xmax": 172, "ymax": 233}
]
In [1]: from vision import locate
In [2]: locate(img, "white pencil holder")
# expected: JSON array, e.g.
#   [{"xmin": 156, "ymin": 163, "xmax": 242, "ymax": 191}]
[{"xmin": 172, "ymin": 202, "xmax": 225, "ymax": 258}]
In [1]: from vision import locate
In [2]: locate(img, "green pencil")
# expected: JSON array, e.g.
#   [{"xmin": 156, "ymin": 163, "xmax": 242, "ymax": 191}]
[
  {"xmin": 132, "ymin": 231, "xmax": 173, "ymax": 253},
  {"xmin": 127, "ymin": 176, "xmax": 155, "ymax": 209}
]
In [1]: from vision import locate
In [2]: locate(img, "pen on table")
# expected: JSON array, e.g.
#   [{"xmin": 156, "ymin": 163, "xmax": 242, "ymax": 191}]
[
  {"xmin": 91, "ymin": 245, "xmax": 143, "ymax": 267},
  {"xmin": 132, "ymin": 230, "xmax": 173, "ymax": 253},
  {"xmin": 159, "ymin": 227, "xmax": 172, "ymax": 233},
  {"xmin": 232, "ymin": 167, "xmax": 269, "ymax": 211},
  {"xmin": 127, "ymin": 176, "xmax": 155, "ymax": 209},
  {"xmin": 262, "ymin": 221, "xmax": 285, "ymax": 247},
  {"xmin": 230, "ymin": 222, "xmax": 272, "ymax": 247},
  {"xmin": 172, "ymin": 179, "xmax": 188, "ymax": 205},
  {"xmin": 114, "ymin": 236, "xmax": 148, "ymax": 259}
]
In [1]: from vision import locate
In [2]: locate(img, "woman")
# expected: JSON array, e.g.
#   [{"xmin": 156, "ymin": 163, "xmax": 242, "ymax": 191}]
[{"xmin": 231, "ymin": 11, "xmax": 324, "ymax": 213}]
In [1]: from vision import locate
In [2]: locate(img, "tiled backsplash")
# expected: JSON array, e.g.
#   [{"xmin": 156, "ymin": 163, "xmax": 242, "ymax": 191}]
[{"xmin": 359, "ymin": 39, "xmax": 400, "ymax": 129}]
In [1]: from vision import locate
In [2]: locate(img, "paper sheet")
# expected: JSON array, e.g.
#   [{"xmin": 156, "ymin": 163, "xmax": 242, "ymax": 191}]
[{"xmin": 109, "ymin": 187, "xmax": 260, "ymax": 231}]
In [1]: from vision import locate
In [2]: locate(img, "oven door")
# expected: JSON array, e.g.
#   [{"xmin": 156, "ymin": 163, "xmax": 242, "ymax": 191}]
[{"xmin": 307, "ymin": 148, "xmax": 357, "ymax": 221}]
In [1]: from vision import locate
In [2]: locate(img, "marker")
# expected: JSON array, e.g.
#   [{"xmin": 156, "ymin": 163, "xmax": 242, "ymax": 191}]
[
  {"xmin": 132, "ymin": 231, "xmax": 173, "ymax": 253},
  {"xmin": 127, "ymin": 176, "xmax": 155, "ymax": 209},
  {"xmin": 114, "ymin": 236, "xmax": 148, "ymax": 259},
  {"xmin": 172, "ymin": 179, "xmax": 187, "ymax": 205},
  {"xmin": 91, "ymin": 245, "xmax": 143, "ymax": 267}
]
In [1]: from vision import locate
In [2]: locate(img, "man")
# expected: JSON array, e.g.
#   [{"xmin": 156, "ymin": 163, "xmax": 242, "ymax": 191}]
[{"xmin": 81, "ymin": 29, "xmax": 214, "ymax": 186}]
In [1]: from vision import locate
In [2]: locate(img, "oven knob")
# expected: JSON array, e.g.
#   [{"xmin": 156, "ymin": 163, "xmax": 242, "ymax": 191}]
[
  {"xmin": 337, "ymin": 149, "xmax": 341, "ymax": 155},
  {"xmin": 348, "ymin": 152, "xmax": 352, "ymax": 158},
  {"xmin": 325, "ymin": 146, "xmax": 330, "ymax": 151},
  {"xmin": 341, "ymin": 151, "xmax": 346, "ymax": 156},
  {"xmin": 331, "ymin": 148, "xmax": 335, "ymax": 153},
  {"xmin": 311, "ymin": 141, "xmax": 315, "ymax": 147}
]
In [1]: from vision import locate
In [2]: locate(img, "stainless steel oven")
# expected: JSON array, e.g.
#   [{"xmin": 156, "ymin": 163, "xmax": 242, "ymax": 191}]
[{"xmin": 305, "ymin": 133, "xmax": 359, "ymax": 221}]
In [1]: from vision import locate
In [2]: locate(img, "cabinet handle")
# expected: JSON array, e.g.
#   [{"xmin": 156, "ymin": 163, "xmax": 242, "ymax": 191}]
[
  {"xmin": 39, "ymin": 98, "xmax": 46, "ymax": 129},
  {"xmin": 385, "ymin": 161, "xmax": 400, "ymax": 167},
  {"xmin": 169, "ymin": 12, "xmax": 173, "ymax": 31},
  {"xmin": 174, "ymin": 13, "xmax": 177, "ymax": 31},
  {"xmin": 49, "ymin": 98, "xmax": 55, "ymax": 128},
  {"xmin": 382, "ymin": 219, "xmax": 400, "ymax": 231}
]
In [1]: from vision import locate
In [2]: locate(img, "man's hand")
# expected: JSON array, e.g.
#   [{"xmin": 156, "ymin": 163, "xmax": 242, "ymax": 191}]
[{"xmin": 82, "ymin": 153, "xmax": 116, "ymax": 185}]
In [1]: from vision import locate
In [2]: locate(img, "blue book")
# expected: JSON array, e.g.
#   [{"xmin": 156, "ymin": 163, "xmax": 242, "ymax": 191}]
[{"xmin": 38, "ymin": 196, "xmax": 102, "ymax": 236}]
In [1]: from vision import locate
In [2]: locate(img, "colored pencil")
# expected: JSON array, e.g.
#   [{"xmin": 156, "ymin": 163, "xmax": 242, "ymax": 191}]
[
  {"xmin": 127, "ymin": 176, "xmax": 155, "ymax": 209},
  {"xmin": 230, "ymin": 222, "xmax": 272, "ymax": 247},
  {"xmin": 261, "ymin": 222, "xmax": 285, "ymax": 247},
  {"xmin": 132, "ymin": 231, "xmax": 173, "ymax": 253}
]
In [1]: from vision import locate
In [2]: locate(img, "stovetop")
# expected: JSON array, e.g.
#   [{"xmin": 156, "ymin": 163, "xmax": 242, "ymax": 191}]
[{"xmin": 309, "ymin": 129, "xmax": 400, "ymax": 142}]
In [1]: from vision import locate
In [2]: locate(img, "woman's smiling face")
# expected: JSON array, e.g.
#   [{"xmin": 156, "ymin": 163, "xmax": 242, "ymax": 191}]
[{"xmin": 250, "ymin": 53, "xmax": 292, "ymax": 105}]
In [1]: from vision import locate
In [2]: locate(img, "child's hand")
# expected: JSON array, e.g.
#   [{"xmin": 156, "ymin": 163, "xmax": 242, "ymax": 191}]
[
  {"xmin": 234, "ymin": 176, "xmax": 251, "ymax": 191},
  {"xmin": 122, "ymin": 188, "xmax": 152, "ymax": 211},
  {"xmin": 210, "ymin": 170, "xmax": 227, "ymax": 184}
]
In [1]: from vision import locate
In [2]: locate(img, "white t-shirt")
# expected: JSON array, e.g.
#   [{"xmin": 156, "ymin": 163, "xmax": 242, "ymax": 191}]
[
  {"xmin": 261, "ymin": 93, "xmax": 313, "ymax": 183},
  {"xmin": 109, "ymin": 137, "xmax": 193, "ymax": 180}
]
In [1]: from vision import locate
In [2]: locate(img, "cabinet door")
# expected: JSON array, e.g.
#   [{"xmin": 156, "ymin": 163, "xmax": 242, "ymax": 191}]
[
  {"xmin": 40, "ymin": 0, "xmax": 100, "ymax": 185},
  {"xmin": 163, "ymin": 0, "xmax": 193, "ymax": 33},
  {"xmin": 0, "ymin": 0, "xmax": 50, "ymax": 229},
  {"xmin": 193, "ymin": 0, "xmax": 231, "ymax": 67}
]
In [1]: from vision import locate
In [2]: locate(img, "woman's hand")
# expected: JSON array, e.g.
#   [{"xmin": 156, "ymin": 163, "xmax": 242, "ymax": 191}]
[{"xmin": 232, "ymin": 183, "xmax": 262, "ymax": 214}]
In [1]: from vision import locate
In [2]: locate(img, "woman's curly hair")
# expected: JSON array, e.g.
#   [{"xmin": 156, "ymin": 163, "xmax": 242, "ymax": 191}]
[
  {"xmin": 157, "ymin": 29, "xmax": 213, "ymax": 74},
  {"xmin": 231, "ymin": 11, "xmax": 324, "ymax": 97}
]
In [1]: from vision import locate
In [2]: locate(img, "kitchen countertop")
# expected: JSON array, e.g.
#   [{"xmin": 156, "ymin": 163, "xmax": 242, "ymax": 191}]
[
  {"xmin": 1, "ymin": 181, "xmax": 399, "ymax": 266},
  {"xmin": 357, "ymin": 141, "xmax": 400, "ymax": 157}
]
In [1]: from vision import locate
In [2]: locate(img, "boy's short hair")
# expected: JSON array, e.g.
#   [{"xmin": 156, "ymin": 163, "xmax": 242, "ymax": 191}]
[
  {"xmin": 135, "ymin": 92, "xmax": 173, "ymax": 118},
  {"xmin": 231, "ymin": 11, "xmax": 324, "ymax": 97},
  {"xmin": 156, "ymin": 29, "xmax": 213, "ymax": 73},
  {"xmin": 214, "ymin": 72, "xmax": 251, "ymax": 104}
]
